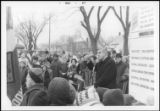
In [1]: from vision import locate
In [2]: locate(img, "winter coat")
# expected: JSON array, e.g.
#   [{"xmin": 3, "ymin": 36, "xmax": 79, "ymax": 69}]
[
  {"xmin": 95, "ymin": 57, "xmax": 117, "ymax": 89},
  {"xmin": 50, "ymin": 60, "xmax": 61, "ymax": 79},
  {"xmin": 21, "ymin": 83, "xmax": 44, "ymax": 106},
  {"xmin": 116, "ymin": 61, "xmax": 129, "ymax": 89}
]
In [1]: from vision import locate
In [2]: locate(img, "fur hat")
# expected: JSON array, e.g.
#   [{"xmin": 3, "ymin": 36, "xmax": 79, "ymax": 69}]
[
  {"xmin": 102, "ymin": 89, "xmax": 124, "ymax": 106},
  {"xmin": 48, "ymin": 77, "xmax": 76, "ymax": 106}
]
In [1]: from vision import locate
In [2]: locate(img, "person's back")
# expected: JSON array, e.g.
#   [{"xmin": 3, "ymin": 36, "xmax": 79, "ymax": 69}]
[
  {"xmin": 21, "ymin": 83, "xmax": 44, "ymax": 106},
  {"xmin": 50, "ymin": 54, "xmax": 61, "ymax": 79},
  {"xmin": 29, "ymin": 90, "xmax": 50, "ymax": 106},
  {"xmin": 102, "ymin": 89, "xmax": 124, "ymax": 106},
  {"xmin": 48, "ymin": 77, "xmax": 76, "ymax": 106}
]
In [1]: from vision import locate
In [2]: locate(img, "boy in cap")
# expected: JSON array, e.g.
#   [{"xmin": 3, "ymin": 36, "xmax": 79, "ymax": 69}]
[{"xmin": 21, "ymin": 68, "xmax": 44, "ymax": 106}]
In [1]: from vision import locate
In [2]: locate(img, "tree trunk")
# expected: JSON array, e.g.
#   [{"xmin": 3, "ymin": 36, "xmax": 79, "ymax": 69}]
[
  {"xmin": 123, "ymin": 31, "xmax": 129, "ymax": 56},
  {"xmin": 91, "ymin": 39, "xmax": 97, "ymax": 55}
]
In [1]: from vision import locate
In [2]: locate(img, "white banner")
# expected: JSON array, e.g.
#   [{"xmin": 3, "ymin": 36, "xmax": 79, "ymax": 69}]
[{"xmin": 129, "ymin": 6, "xmax": 156, "ymax": 105}]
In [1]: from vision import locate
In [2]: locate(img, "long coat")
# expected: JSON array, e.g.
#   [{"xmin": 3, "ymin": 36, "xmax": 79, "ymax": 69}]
[
  {"xmin": 95, "ymin": 57, "xmax": 117, "ymax": 89},
  {"xmin": 116, "ymin": 61, "xmax": 129, "ymax": 90}
]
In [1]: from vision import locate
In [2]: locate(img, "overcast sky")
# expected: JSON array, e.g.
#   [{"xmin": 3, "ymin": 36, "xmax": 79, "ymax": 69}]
[{"xmin": 6, "ymin": 1, "xmax": 158, "ymax": 46}]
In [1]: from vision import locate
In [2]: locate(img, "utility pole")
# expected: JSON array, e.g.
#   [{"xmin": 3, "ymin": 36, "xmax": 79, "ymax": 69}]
[{"xmin": 49, "ymin": 15, "xmax": 51, "ymax": 51}]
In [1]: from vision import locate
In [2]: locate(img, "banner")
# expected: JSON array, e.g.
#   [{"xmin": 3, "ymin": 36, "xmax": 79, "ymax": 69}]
[{"xmin": 129, "ymin": 6, "xmax": 156, "ymax": 105}]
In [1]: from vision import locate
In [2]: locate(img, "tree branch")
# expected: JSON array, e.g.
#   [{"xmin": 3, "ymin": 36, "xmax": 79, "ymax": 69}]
[
  {"xmin": 80, "ymin": 6, "xmax": 94, "ymax": 39},
  {"xmin": 97, "ymin": 6, "xmax": 101, "ymax": 23},
  {"xmin": 100, "ymin": 6, "xmax": 111, "ymax": 23},
  {"xmin": 111, "ymin": 7, "xmax": 126, "ymax": 31},
  {"xmin": 88, "ymin": 6, "xmax": 94, "ymax": 18},
  {"xmin": 120, "ymin": 6, "xmax": 122, "ymax": 20},
  {"xmin": 81, "ymin": 21, "xmax": 87, "ymax": 29},
  {"xmin": 126, "ymin": 6, "xmax": 129, "ymax": 27},
  {"xmin": 80, "ymin": 6, "xmax": 88, "ymax": 18}
]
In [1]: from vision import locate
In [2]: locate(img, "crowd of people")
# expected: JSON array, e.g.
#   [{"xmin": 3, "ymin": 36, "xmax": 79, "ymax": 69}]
[{"xmin": 17, "ymin": 47, "xmax": 144, "ymax": 106}]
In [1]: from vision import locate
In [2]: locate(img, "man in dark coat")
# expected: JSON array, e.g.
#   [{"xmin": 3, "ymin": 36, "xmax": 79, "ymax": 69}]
[
  {"xmin": 94, "ymin": 47, "xmax": 117, "ymax": 89},
  {"xmin": 50, "ymin": 53, "xmax": 61, "ymax": 79}
]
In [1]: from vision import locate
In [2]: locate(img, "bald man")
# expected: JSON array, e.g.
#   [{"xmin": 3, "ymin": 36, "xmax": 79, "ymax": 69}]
[{"xmin": 94, "ymin": 47, "xmax": 117, "ymax": 89}]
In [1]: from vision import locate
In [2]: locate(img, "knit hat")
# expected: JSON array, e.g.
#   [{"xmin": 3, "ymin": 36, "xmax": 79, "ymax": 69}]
[
  {"xmin": 48, "ymin": 77, "xmax": 76, "ymax": 106},
  {"xmin": 30, "ymin": 90, "xmax": 50, "ymax": 106},
  {"xmin": 102, "ymin": 89, "xmax": 124, "ymax": 106},
  {"xmin": 75, "ymin": 86, "xmax": 102, "ymax": 106},
  {"xmin": 29, "ymin": 68, "xmax": 43, "ymax": 83}
]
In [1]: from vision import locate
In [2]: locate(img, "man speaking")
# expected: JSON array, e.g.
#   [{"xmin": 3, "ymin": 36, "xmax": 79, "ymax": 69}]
[{"xmin": 94, "ymin": 47, "xmax": 117, "ymax": 89}]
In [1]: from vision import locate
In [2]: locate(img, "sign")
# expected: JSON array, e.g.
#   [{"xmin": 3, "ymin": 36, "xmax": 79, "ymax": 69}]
[
  {"xmin": 7, "ymin": 52, "xmax": 15, "ymax": 83},
  {"xmin": 129, "ymin": 6, "xmax": 156, "ymax": 105},
  {"xmin": 7, "ymin": 49, "xmax": 21, "ymax": 105}
]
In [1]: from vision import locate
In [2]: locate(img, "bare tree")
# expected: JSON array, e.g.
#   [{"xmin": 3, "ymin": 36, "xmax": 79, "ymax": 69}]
[
  {"xmin": 80, "ymin": 6, "xmax": 111, "ymax": 55},
  {"xmin": 111, "ymin": 6, "xmax": 131, "ymax": 56},
  {"xmin": 15, "ymin": 19, "xmax": 47, "ymax": 56}
]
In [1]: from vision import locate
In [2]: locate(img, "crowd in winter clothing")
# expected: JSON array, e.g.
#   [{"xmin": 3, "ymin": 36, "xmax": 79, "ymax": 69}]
[{"xmin": 17, "ymin": 47, "xmax": 145, "ymax": 106}]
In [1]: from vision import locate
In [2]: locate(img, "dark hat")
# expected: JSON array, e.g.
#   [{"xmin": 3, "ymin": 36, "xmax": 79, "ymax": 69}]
[
  {"xmin": 71, "ymin": 58, "xmax": 77, "ymax": 63},
  {"xmin": 102, "ymin": 89, "xmax": 124, "ymax": 106},
  {"xmin": 112, "ymin": 50, "xmax": 116, "ymax": 54},
  {"xmin": 116, "ymin": 53, "xmax": 122, "ymax": 58},
  {"xmin": 30, "ymin": 90, "xmax": 50, "ymax": 106},
  {"xmin": 48, "ymin": 77, "xmax": 76, "ymax": 106},
  {"xmin": 29, "ymin": 68, "xmax": 43, "ymax": 83}
]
